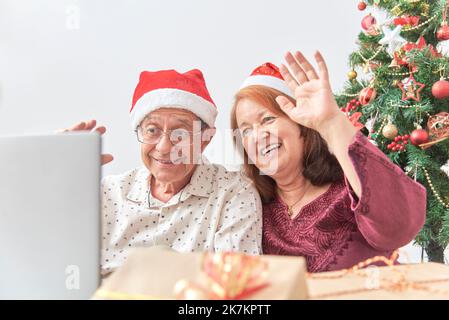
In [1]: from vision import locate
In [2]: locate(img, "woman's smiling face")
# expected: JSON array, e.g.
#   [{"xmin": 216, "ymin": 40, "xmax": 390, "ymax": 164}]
[{"xmin": 235, "ymin": 98, "xmax": 304, "ymax": 178}]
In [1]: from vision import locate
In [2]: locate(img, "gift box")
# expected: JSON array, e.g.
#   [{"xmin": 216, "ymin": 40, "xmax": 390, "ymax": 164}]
[
  {"xmin": 307, "ymin": 262, "xmax": 449, "ymax": 299},
  {"xmin": 93, "ymin": 246, "xmax": 308, "ymax": 300}
]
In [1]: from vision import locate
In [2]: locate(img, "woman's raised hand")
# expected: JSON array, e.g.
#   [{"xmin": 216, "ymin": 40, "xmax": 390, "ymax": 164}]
[{"xmin": 276, "ymin": 50, "xmax": 344, "ymax": 134}]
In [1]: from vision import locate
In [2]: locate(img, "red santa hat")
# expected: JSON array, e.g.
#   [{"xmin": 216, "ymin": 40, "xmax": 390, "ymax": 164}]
[
  {"xmin": 239, "ymin": 62, "xmax": 293, "ymax": 98},
  {"xmin": 130, "ymin": 69, "xmax": 217, "ymax": 129}
]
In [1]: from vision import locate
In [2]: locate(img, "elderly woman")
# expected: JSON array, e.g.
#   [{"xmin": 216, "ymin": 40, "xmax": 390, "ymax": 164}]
[
  {"xmin": 66, "ymin": 68, "xmax": 262, "ymax": 275},
  {"xmin": 230, "ymin": 51, "xmax": 427, "ymax": 272}
]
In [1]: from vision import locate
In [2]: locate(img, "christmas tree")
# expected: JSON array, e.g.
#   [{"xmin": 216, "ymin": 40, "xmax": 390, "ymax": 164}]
[{"xmin": 336, "ymin": 0, "xmax": 449, "ymax": 262}]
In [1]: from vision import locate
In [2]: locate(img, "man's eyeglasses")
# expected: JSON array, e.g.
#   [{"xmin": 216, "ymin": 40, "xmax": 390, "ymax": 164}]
[{"xmin": 135, "ymin": 125, "xmax": 201, "ymax": 146}]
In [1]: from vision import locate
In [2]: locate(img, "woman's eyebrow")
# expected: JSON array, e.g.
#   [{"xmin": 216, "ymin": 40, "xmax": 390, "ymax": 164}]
[{"xmin": 238, "ymin": 110, "xmax": 268, "ymax": 128}]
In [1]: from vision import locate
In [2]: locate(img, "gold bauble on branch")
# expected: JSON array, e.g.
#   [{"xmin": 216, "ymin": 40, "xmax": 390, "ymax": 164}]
[
  {"xmin": 348, "ymin": 70, "xmax": 358, "ymax": 80},
  {"xmin": 391, "ymin": 5, "xmax": 402, "ymax": 16},
  {"xmin": 421, "ymin": 3, "xmax": 429, "ymax": 17},
  {"xmin": 382, "ymin": 123, "xmax": 399, "ymax": 139}
]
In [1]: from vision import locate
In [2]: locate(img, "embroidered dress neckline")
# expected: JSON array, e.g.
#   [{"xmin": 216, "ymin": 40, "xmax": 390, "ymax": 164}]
[{"xmin": 275, "ymin": 180, "xmax": 339, "ymax": 220}]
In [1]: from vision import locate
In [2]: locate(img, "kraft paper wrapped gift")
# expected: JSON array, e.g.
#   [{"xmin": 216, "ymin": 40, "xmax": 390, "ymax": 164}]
[
  {"xmin": 93, "ymin": 246, "xmax": 308, "ymax": 300},
  {"xmin": 307, "ymin": 262, "xmax": 449, "ymax": 300}
]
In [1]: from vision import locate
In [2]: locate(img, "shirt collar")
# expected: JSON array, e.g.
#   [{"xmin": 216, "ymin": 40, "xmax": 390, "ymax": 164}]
[
  {"xmin": 125, "ymin": 155, "xmax": 214, "ymax": 205},
  {"xmin": 181, "ymin": 156, "xmax": 214, "ymax": 200},
  {"xmin": 125, "ymin": 166, "xmax": 150, "ymax": 203}
]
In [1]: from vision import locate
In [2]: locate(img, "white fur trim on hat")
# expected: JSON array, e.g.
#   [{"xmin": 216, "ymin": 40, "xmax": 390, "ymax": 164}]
[
  {"xmin": 130, "ymin": 88, "xmax": 218, "ymax": 129},
  {"xmin": 240, "ymin": 75, "xmax": 293, "ymax": 98}
]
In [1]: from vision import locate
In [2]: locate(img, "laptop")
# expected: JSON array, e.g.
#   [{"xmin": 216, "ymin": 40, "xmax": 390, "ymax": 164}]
[{"xmin": 0, "ymin": 132, "xmax": 101, "ymax": 299}]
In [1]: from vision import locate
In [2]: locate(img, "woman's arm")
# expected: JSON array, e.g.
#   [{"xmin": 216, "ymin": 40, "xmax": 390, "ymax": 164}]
[
  {"xmin": 317, "ymin": 103, "xmax": 427, "ymax": 250},
  {"xmin": 342, "ymin": 130, "xmax": 427, "ymax": 250},
  {"xmin": 315, "ymin": 107, "xmax": 427, "ymax": 250},
  {"xmin": 276, "ymin": 50, "xmax": 426, "ymax": 250},
  {"xmin": 319, "ymin": 112, "xmax": 362, "ymax": 198}
]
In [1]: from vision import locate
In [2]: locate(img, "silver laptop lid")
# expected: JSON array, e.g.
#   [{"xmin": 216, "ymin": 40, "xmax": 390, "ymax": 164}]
[{"xmin": 0, "ymin": 132, "xmax": 101, "ymax": 299}]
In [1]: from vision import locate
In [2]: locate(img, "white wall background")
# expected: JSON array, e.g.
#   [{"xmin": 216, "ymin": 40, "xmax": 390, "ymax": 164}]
[{"xmin": 0, "ymin": 0, "xmax": 447, "ymax": 263}]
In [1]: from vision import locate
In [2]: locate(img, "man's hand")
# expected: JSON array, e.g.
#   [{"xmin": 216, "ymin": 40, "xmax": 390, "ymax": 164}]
[{"xmin": 58, "ymin": 119, "xmax": 114, "ymax": 165}]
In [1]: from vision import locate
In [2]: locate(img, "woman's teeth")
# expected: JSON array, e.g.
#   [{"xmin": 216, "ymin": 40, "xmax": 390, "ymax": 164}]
[{"xmin": 261, "ymin": 143, "xmax": 281, "ymax": 156}]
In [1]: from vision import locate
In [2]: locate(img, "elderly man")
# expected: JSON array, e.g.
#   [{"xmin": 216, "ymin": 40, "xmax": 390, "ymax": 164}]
[{"xmin": 65, "ymin": 68, "xmax": 262, "ymax": 276}]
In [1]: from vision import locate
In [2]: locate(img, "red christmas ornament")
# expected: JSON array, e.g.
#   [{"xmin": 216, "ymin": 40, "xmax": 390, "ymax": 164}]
[
  {"xmin": 395, "ymin": 38, "xmax": 440, "ymax": 66},
  {"xmin": 410, "ymin": 129, "xmax": 429, "ymax": 145},
  {"xmin": 403, "ymin": 36, "xmax": 427, "ymax": 52},
  {"xmin": 361, "ymin": 14, "xmax": 376, "ymax": 30},
  {"xmin": 387, "ymin": 134, "xmax": 409, "ymax": 153},
  {"xmin": 398, "ymin": 73, "xmax": 425, "ymax": 102},
  {"xmin": 366, "ymin": 25, "xmax": 380, "ymax": 36},
  {"xmin": 437, "ymin": 24, "xmax": 449, "ymax": 41},
  {"xmin": 437, "ymin": 2, "xmax": 449, "ymax": 41},
  {"xmin": 359, "ymin": 87, "xmax": 377, "ymax": 105},
  {"xmin": 340, "ymin": 99, "xmax": 361, "ymax": 113},
  {"xmin": 432, "ymin": 79, "xmax": 449, "ymax": 99},
  {"xmin": 347, "ymin": 112, "xmax": 365, "ymax": 130},
  {"xmin": 358, "ymin": 2, "xmax": 366, "ymax": 11},
  {"xmin": 393, "ymin": 51, "xmax": 408, "ymax": 66},
  {"xmin": 394, "ymin": 15, "xmax": 420, "ymax": 27}
]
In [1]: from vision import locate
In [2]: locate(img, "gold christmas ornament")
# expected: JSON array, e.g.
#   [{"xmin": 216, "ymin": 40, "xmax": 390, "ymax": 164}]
[
  {"xmin": 363, "ymin": 62, "xmax": 371, "ymax": 73},
  {"xmin": 348, "ymin": 70, "xmax": 357, "ymax": 80},
  {"xmin": 421, "ymin": 3, "xmax": 429, "ymax": 17},
  {"xmin": 393, "ymin": 79, "xmax": 400, "ymax": 86},
  {"xmin": 391, "ymin": 5, "xmax": 403, "ymax": 16},
  {"xmin": 389, "ymin": 58, "xmax": 400, "ymax": 69},
  {"xmin": 382, "ymin": 123, "xmax": 398, "ymax": 139}
]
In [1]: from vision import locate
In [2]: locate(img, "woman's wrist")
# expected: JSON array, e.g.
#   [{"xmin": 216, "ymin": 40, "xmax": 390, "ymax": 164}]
[
  {"xmin": 318, "ymin": 111, "xmax": 358, "ymax": 154},
  {"xmin": 318, "ymin": 109, "xmax": 362, "ymax": 198}
]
